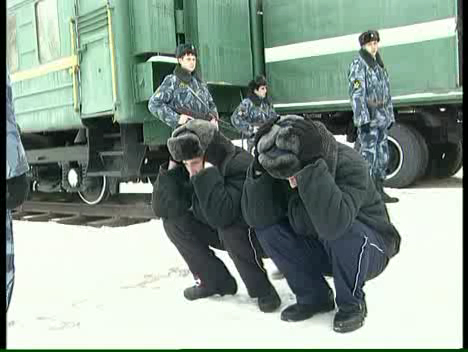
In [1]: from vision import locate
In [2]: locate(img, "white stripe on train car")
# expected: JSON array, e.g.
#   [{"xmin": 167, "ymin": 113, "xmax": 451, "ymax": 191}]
[{"xmin": 265, "ymin": 17, "xmax": 457, "ymax": 63}]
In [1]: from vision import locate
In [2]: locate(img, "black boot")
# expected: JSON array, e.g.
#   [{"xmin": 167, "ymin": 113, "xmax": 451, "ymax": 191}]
[
  {"xmin": 183, "ymin": 277, "xmax": 237, "ymax": 301},
  {"xmin": 374, "ymin": 177, "xmax": 399, "ymax": 203},
  {"xmin": 333, "ymin": 301, "xmax": 367, "ymax": 333},
  {"xmin": 281, "ymin": 291, "xmax": 335, "ymax": 322},
  {"xmin": 258, "ymin": 287, "xmax": 281, "ymax": 313}
]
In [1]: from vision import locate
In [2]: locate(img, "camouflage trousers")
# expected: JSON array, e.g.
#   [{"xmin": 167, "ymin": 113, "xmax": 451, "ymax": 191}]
[
  {"xmin": 356, "ymin": 127, "xmax": 389, "ymax": 181},
  {"xmin": 6, "ymin": 210, "xmax": 15, "ymax": 312}
]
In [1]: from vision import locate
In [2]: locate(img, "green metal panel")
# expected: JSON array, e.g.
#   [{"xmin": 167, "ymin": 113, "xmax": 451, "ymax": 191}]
[
  {"xmin": 77, "ymin": 0, "xmax": 106, "ymax": 14},
  {"xmin": 9, "ymin": 0, "xmax": 81, "ymax": 132},
  {"xmin": 263, "ymin": 0, "xmax": 461, "ymax": 111},
  {"xmin": 133, "ymin": 63, "xmax": 154, "ymax": 103},
  {"xmin": 110, "ymin": 0, "xmax": 142, "ymax": 124},
  {"xmin": 12, "ymin": 70, "xmax": 82, "ymax": 132},
  {"xmin": 263, "ymin": 0, "xmax": 457, "ymax": 48},
  {"xmin": 143, "ymin": 119, "xmax": 172, "ymax": 146},
  {"xmin": 16, "ymin": 5, "xmax": 37, "ymax": 70},
  {"xmin": 80, "ymin": 36, "xmax": 114, "ymax": 114},
  {"xmin": 383, "ymin": 38, "xmax": 459, "ymax": 95},
  {"xmin": 77, "ymin": 4, "xmax": 114, "ymax": 115},
  {"xmin": 268, "ymin": 38, "xmax": 459, "ymax": 111},
  {"xmin": 130, "ymin": 0, "xmax": 176, "ymax": 55},
  {"xmin": 184, "ymin": 0, "xmax": 253, "ymax": 85}
]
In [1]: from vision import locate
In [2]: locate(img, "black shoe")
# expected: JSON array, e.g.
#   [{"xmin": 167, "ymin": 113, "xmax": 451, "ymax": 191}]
[
  {"xmin": 381, "ymin": 190, "xmax": 399, "ymax": 203},
  {"xmin": 281, "ymin": 292, "xmax": 335, "ymax": 322},
  {"xmin": 183, "ymin": 278, "xmax": 237, "ymax": 301},
  {"xmin": 258, "ymin": 288, "xmax": 281, "ymax": 313},
  {"xmin": 333, "ymin": 301, "xmax": 367, "ymax": 333},
  {"xmin": 374, "ymin": 177, "xmax": 399, "ymax": 203}
]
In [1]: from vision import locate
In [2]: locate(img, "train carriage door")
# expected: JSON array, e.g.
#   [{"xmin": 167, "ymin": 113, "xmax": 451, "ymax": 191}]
[{"xmin": 75, "ymin": 0, "xmax": 115, "ymax": 116}]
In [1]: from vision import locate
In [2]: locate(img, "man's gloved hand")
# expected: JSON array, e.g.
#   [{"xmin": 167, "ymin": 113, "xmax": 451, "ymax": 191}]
[
  {"xmin": 252, "ymin": 116, "xmax": 280, "ymax": 175},
  {"xmin": 6, "ymin": 173, "xmax": 30, "ymax": 209},
  {"xmin": 289, "ymin": 118, "xmax": 325, "ymax": 167}
]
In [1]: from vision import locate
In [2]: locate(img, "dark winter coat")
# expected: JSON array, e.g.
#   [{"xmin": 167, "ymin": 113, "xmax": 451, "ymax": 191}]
[
  {"xmin": 242, "ymin": 142, "xmax": 401, "ymax": 258},
  {"xmin": 152, "ymin": 133, "xmax": 252, "ymax": 229}
]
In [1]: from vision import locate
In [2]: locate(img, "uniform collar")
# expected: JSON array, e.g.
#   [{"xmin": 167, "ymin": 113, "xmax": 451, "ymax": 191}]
[
  {"xmin": 247, "ymin": 92, "xmax": 270, "ymax": 107},
  {"xmin": 174, "ymin": 65, "xmax": 194, "ymax": 84},
  {"xmin": 359, "ymin": 48, "xmax": 385, "ymax": 69}
]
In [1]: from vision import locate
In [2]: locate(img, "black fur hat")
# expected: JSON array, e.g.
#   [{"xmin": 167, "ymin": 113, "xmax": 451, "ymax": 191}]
[
  {"xmin": 167, "ymin": 120, "xmax": 216, "ymax": 161},
  {"xmin": 359, "ymin": 30, "xmax": 380, "ymax": 46},
  {"xmin": 257, "ymin": 115, "xmax": 338, "ymax": 179},
  {"xmin": 175, "ymin": 43, "xmax": 197, "ymax": 58},
  {"xmin": 248, "ymin": 75, "xmax": 268, "ymax": 93}
]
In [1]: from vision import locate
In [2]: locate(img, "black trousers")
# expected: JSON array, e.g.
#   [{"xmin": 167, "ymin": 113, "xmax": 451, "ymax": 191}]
[
  {"xmin": 255, "ymin": 220, "xmax": 389, "ymax": 309},
  {"xmin": 163, "ymin": 213, "xmax": 274, "ymax": 298}
]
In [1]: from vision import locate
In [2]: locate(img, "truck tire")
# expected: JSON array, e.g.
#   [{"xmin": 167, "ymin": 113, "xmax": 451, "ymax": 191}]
[
  {"xmin": 385, "ymin": 123, "xmax": 428, "ymax": 188},
  {"xmin": 354, "ymin": 123, "xmax": 429, "ymax": 188},
  {"xmin": 425, "ymin": 140, "xmax": 463, "ymax": 178}
]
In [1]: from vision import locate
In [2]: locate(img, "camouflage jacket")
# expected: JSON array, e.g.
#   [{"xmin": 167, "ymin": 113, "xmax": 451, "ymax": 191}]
[
  {"xmin": 348, "ymin": 49, "xmax": 395, "ymax": 129},
  {"xmin": 148, "ymin": 66, "xmax": 218, "ymax": 129},
  {"xmin": 7, "ymin": 71, "xmax": 29, "ymax": 180},
  {"xmin": 230, "ymin": 94, "xmax": 277, "ymax": 137}
]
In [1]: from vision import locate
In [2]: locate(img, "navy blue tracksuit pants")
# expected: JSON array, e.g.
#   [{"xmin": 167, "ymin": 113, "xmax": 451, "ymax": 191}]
[{"xmin": 255, "ymin": 220, "xmax": 389, "ymax": 309}]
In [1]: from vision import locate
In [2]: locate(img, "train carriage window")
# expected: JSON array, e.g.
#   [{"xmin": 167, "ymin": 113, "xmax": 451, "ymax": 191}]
[
  {"xmin": 7, "ymin": 14, "xmax": 18, "ymax": 72},
  {"xmin": 35, "ymin": 0, "xmax": 60, "ymax": 63}
]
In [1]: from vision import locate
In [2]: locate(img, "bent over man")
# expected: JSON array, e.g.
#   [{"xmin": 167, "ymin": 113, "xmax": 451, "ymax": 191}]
[
  {"xmin": 151, "ymin": 119, "xmax": 280, "ymax": 313},
  {"xmin": 242, "ymin": 115, "xmax": 401, "ymax": 332},
  {"xmin": 6, "ymin": 70, "xmax": 30, "ymax": 311},
  {"xmin": 348, "ymin": 30, "xmax": 398, "ymax": 203}
]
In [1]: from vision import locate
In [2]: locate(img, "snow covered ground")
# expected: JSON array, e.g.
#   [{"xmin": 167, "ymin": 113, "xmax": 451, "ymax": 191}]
[{"xmin": 6, "ymin": 138, "xmax": 463, "ymax": 349}]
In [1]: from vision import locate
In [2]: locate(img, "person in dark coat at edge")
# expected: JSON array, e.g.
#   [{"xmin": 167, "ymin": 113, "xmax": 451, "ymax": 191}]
[
  {"xmin": 348, "ymin": 30, "xmax": 398, "ymax": 203},
  {"xmin": 151, "ymin": 119, "xmax": 281, "ymax": 313},
  {"xmin": 230, "ymin": 75, "xmax": 278, "ymax": 153},
  {"xmin": 148, "ymin": 43, "xmax": 219, "ymax": 129},
  {"xmin": 241, "ymin": 115, "xmax": 401, "ymax": 332}
]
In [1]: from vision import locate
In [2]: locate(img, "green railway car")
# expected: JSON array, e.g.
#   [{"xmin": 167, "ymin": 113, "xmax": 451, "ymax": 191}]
[
  {"xmin": 7, "ymin": 0, "xmax": 463, "ymax": 205},
  {"xmin": 7, "ymin": 0, "xmax": 256, "ymax": 204}
]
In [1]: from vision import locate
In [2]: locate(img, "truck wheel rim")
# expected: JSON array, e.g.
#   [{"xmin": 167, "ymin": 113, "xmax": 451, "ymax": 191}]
[{"xmin": 386, "ymin": 136, "xmax": 404, "ymax": 180}]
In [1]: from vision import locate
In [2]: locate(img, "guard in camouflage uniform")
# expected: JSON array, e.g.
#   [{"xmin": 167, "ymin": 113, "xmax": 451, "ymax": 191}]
[
  {"xmin": 6, "ymin": 70, "xmax": 30, "ymax": 311},
  {"xmin": 348, "ymin": 30, "xmax": 398, "ymax": 203},
  {"xmin": 148, "ymin": 43, "xmax": 219, "ymax": 130},
  {"xmin": 231, "ymin": 75, "xmax": 278, "ymax": 152}
]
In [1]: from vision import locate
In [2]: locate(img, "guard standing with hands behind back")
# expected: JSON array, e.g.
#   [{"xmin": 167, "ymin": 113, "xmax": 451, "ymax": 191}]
[{"xmin": 348, "ymin": 30, "xmax": 398, "ymax": 203}]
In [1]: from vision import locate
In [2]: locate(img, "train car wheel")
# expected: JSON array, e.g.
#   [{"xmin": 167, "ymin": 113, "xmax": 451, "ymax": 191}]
[{"xmin": 78, "ymin": 176, "xmax": 109, "ymax": 205}]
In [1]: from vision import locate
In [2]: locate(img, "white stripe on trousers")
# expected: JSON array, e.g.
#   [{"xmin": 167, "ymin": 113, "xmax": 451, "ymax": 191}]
[
  {"xmin": 352, "ymin": 235, "xmax": 386, "ymax": 296},
  {"xmin": 352, "ymin": 235, "xmax": 368, "ymax": 297},
  {"xmin": 248, "ymin": 228, "xmax": 266, "ymax": 273}
]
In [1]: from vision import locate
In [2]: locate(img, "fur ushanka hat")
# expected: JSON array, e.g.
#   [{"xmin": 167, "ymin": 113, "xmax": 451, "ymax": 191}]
[
  {"xmin": 167, "ymin": 120, "xmax": 217, "ymax": 161},
  {"xmin": 256, "ymin": 115, "xmax": 338, "ymax": 179}
]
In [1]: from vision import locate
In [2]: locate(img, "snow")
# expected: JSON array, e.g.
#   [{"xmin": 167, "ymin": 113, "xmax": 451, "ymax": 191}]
[{"xmin": 7, "ymin": 137, "xmax": 463, "ymax": 348}]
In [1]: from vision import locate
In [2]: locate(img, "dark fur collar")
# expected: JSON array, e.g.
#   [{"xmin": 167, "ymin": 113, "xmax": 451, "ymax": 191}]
[
  {"xmin": 359, "ymin": 48, "xmax": 385, "ymax": 69},
  {"xmin": 247, "ymin": 92, "xmax": 271, "ymax": 107},
  {"xmin": 174, "ymin": 65, "xmax": 201, "ymax": 84},
  {"xmin": 204, "ymin": 132, "xmax": 235, "ymax": 173}
]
